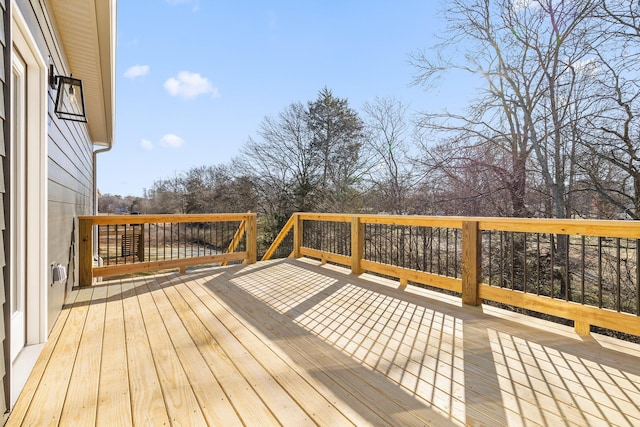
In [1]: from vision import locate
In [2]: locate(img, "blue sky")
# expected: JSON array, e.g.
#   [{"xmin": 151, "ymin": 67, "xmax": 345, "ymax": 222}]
[{"xmin": 98, "ymin": 0, "xmax": 469, "ymax": 197}]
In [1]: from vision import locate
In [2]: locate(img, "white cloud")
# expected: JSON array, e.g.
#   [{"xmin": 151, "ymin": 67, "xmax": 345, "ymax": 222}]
[
  {"xmin": 160, "ymin": 134, "xmax": 185, "ymax": 148},
  {"xmin": 140, "ymin": 139, "xmax": 153, "ymax": 151},
  {"xmin": 164, "ymin": 71, "xmax": 220, "ymax": 99},
  {"xmin": 512, "ymin": 0, "xmax": 539, "ymax": 11},
  {"xmin": 572, "ymin": 58, "xmax": 600, "ymax": 77},
  {"xmin": 124, "ymin": 65, "xmax": 150, "ymax": 79}
]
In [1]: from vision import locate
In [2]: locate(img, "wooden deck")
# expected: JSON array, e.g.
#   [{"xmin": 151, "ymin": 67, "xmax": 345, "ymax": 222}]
[{"xmin": 7, "ymin": 258, "xmax": 640, "ymax": 426}]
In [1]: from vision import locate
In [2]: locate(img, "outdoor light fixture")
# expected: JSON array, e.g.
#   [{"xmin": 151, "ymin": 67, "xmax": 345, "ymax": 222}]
[{"xmin": 49, "ymin": 64, "xmax": 87, "ymax": 122}]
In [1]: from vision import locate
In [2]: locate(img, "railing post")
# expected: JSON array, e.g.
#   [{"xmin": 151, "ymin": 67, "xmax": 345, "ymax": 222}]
[
  {"xmin": 79, "ymin": 217, "xmax": 94, "ymax": 287},
  {"xmin": 462, "ymin": 220, "xmax": 481, "ymax": 306},
  {"xmin": 293, "ymin": 214, "xmax": 303, "ymax": 258},
  {"xmin": 246, "ymin": 214, "xmax": 257, "ymax": 264},
  {"xmin": 351, "ymin": 215, "xmax": 364, "ymax": 275}
]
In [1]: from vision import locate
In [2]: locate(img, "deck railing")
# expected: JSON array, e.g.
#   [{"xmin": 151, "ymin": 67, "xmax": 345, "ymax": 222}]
[
  {"xmin": 78, "ymin": 213, "xmax": 257, "ymax": 286},
  {"xmin": 263, "ymin": 213, "xmax": 640, "ymax": 337}
]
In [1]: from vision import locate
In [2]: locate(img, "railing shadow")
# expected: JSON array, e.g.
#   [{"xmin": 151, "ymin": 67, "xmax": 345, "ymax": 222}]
[
  {"xmin": 196, "ymin": 258, "xmax": 640, "ymax": 426},
  {"xmin": 199, "ymin": 259, "xmax": 454, "ymax": 426},
  {"xmin": 65, "ymin": 275, "xmax": 162, "ymax": 309},
  {"xmin": 66, "ymin": 260, "xmax": 286, "ymax": 310}
]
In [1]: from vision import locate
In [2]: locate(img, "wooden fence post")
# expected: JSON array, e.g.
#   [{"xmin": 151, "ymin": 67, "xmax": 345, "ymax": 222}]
[
  {"xmin": 79, "ymin": 217, "xmax": 93, "ymax": 287},
  {"xmin": 293, "ymin": 214, "xmax": 302, "ymax": 258},
  {"xmin": 462, "ymin": 220, "xmax": 481, "ymax": 306},
  {"xmin": 351, "ymin": 216, "xmax": 364, "ymax": 275}
]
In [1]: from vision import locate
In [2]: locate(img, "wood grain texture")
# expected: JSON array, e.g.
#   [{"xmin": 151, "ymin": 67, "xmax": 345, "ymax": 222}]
[
  {"xmin": 351, "ymin": 216, "xmax": 364, "ymax": 274},
  {"xmin": 5, "ymin": 289, "xmax": 80, "ymax": 426},
  {"xmin": 479, "ymin": 284, "xmax": 640, "ymax": 337},
  {"xmin": 461, "ymin": 220, "xmax": 481, "ymax": 306},
  {"xmin": 360, "ymin": 259, "xmax": 462, "ymax": 293},
  {"xmin": 96, "ymin": 283, "xmax": 132, "ymax": 426},
  {"xmin": 8, "ymin": 259, "xmax": 640, "ymax": 426},
  {"xmin": 134, "ymin": 278, "xmax": 208, "ymax": 426},
  {"xmin": 168, "ymin": 278, "xmax": 282, "ymax": 425},
  {"xmin": 147, "ymin": 276, "xmax": 244, "ymax": 426},
  {"xmin": 78, "ymin": 212, "xmax": 254, "ymax": 225},
  {"xmin": 58, "ymin": 285, "xmax": 107, "ymax": 426},
  {"xmin": 120, "ymin": 280, "xmax": 170, "ymax": 426},
  {"xmin": 301, "ymin": 247, "xmax": 351, "ymax": 267},
  {"xmin": 19, "ymin": 287, "xmax": 93, "ymax": 426},
  {"xmin": 93, "ymin": 251, "xmax": 247, "ymax": 278},
  {"xmin": 79, "ymin": 217, "xmax": 93, "ymax": 286}
]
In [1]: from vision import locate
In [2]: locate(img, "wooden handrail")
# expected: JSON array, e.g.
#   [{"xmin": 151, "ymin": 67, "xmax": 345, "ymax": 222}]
[
  {"xmin": 295, "ymin": 213, "xmax": 640, "ymax": 237},
  {"xmin": 79, "ymin": 213, "xmax": 257, "ymax": 286},
  {"xmin": 269, "ymin": 213, "xmax": 640, "ymax": 338},
  {"xmin": 78, "ymin": 213, "xmax": 250, "ymax": 225}
]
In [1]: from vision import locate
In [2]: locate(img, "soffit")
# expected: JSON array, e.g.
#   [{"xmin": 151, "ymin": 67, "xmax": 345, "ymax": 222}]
[{"xmin": 47, "ymin": 0, "xmax": 116, "ymax": 147}]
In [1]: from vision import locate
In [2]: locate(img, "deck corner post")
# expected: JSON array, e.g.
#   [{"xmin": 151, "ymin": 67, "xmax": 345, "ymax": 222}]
[
  {"xmin": 351, "ymin": 215, "xmax": 364, "ymax": 275},
  {"xmin": 78, "ymin": 217, "xmax": 94, "ymax": 287},
  {"xmin": 293, "ymin": 213, "xmax": 303, "ymax": 258},
  {"xmin": 462, "ymin": 220, "xmax": 481, "ymax": 306},
  {"xmin": 246, "ymin": 214, "xmax": 257, "ymax": 264}
]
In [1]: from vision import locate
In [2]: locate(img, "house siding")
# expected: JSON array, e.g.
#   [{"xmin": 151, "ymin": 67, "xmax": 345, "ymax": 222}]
[
  {"xmin": 0, "ymin": 0, "xmax": 110, "ymax": 413},
  {"xmin": 0, "ymin": 0, "xmax": 8, "ymax": 416},
  {"xmin": 13, "ymin": 0, "xmax": 93, "ymax": 354},
  {"xmin": 46, "ymin": 110, "xmax": 93, "ymax": 328}
]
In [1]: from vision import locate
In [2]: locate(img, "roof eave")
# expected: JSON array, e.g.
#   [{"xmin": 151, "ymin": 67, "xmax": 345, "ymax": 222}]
[{"xmin": 48, "ymin": 0, "xmax": 116, "ymax": 148}]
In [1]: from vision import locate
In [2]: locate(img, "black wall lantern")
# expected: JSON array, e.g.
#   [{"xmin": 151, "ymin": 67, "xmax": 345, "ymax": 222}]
[{"xmin": 49, "ymin": 64, "xmax": 88, "ymax": 122}]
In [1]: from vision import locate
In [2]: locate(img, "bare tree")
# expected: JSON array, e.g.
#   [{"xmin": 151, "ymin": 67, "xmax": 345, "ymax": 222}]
[
  {"xmin": 148, "ymin": 173, "xmax": 188, "ymax": 214},
  {"xmin": 602, "ymin": 0, "xmax": 640, "ymax": 37},
  {"xmin": 144, "ymin": 165, "xmax": 257, "ymax": 215},
  {"xmin": 412, "ymin": 0, "xmax": 599, "ymax": 219},
  {"xmin": 239, "ymin": 101, "xmax": 318, "ymax": 219},
  {"xmin": 412, "ymin": 0, "xmax": 601, "ymax": 301},
  {"xmin": 415, "ymin": 135, "xmax": 526, "ymax": 216},
  {"xmin": 362, "ymin": 97, "xmax": 415, "ymax": 214},
  {"xmin": 578, "ymin": 1, "xmax": 640, "ymax": 219}
]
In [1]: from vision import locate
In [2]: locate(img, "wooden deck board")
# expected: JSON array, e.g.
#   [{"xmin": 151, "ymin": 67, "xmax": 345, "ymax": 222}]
[
  {"xmin": 5, "ymin": 289, "xmax": 80, "ymax": 427},
  {"xmin": 96, "ymin": 282, "xmax": 132, "ymax": 426},
  {"xmin": 121, "ymin": 279, "xmax": 171, "ymax": 426},
  {"xmin": 146, "ymin": 276, "xmax": 244, "ymax": 426},
  {"xmin": 220, "ymin": 262, "xmax": 471, "ymax": 425},
  {"xmin": 135, "ymin": 277, "xmax": 209, "ymax": 426},
  {"xmin": 162, "ymin": 276, "xmax": 286, "ymax": 426},
  {"xmin": 7, "ymin": 258, "xmax": 640, "ymax": 426},
  {"xmin": 181, "ymin": 275, "xmax": 365, "ymax": 426},
  {"xmin": 207, "ymin": 265, "xmax": 454, "ymax": 427},
  {"xmin": 59, "ymin": 285, "xmax": 107, "ymax": 426},
  {"xmin": 20, "ymin": 287, "xmax": 94, "ymax": 426}
]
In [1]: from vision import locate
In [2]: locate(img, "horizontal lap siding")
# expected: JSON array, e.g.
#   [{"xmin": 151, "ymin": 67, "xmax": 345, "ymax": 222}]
[
  {"xmin": 46, "ymin": 96, "xmax": 93, "ymax": 331},
  {"xmin": 0, "ymin": 0, "xmax": 7, "ymax": 417},
  {"xmin": 15, "ymin": 0, "xmax": 94, "ymax": 332}
]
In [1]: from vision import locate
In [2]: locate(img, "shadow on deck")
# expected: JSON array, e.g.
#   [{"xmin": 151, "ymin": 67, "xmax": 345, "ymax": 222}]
[{"xmin": 8, "ymin": 258, "xmax": 640, "ymax": 426}]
